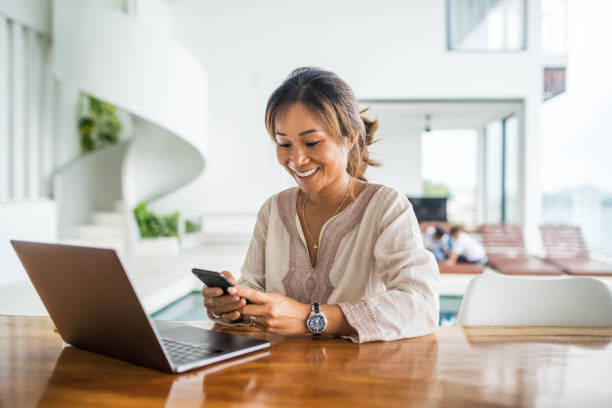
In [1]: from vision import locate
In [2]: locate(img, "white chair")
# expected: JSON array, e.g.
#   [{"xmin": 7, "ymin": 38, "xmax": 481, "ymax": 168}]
[{"xmin": 457, "ymin": 273, "xmax": 612, "ymax": 326}]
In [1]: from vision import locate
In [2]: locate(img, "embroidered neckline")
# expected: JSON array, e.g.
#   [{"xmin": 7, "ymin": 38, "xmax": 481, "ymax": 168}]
[{"xmin": 278, "ymin": 183, "xmax": 382, "ymax": 304}]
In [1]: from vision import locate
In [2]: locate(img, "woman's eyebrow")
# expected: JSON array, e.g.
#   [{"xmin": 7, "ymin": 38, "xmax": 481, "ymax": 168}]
[{"xmin": 276, "ymin": 129, "xmax": 322, "ymax": 137}]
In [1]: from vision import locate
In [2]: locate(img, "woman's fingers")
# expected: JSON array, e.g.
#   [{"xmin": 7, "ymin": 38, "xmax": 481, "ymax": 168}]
[
  {"xmin": 213, "ymin": 294, "xmax": 241, "ymax": 306},
  {"xmin": 206, "ymin": 294, "xmax": 245, "ymax": 312},
  {"xmin": 230, "ymin": 286, "xmax": 267, "ymax": 304},
  {"xmin": 215, "ymin": 298, "xmax": 246, "ymax": 314},
  {"xmin": 202, "ymin": 286, "xmax": 223, "ymax": 298},
  {"xmin": 239, "ymin": 304, "xmax": 267, "ymax": 317},
  {"xmin": 249, "ymin": 315, "xmax": 271, "ymax": 329},
  {"xmin": 221, "ymin": 310, "xmax": 241, "ymax": 322},
  {"xmin": 221, "ymin": 270, "xmax": 237, "ymax": 285}
]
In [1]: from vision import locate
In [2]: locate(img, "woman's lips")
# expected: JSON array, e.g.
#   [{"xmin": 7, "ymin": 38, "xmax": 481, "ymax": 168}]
[{"xmin": 293, "ymin": 167, "xmax": 319, "ymax": 179}]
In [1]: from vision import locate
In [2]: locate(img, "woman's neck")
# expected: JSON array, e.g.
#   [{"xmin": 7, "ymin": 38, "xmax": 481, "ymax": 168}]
[{"xmin": 307, "ymin": 173, "xmax": 352, "ymax": 209}]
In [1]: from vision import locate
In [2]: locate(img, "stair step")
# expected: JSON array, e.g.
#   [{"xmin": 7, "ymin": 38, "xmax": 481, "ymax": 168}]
[
  {"xmin": 113, "ymin": 200, "xmax": 125, "ymax": 212},
  {"xmin": 92, "ymin": 211, "xmax": 125, "ymax": 227}
]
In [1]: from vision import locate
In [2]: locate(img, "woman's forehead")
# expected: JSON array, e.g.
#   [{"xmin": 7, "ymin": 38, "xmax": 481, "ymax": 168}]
[{"xmin": 275, "ymin": 103, "xmax": 325, "ymax": 133}]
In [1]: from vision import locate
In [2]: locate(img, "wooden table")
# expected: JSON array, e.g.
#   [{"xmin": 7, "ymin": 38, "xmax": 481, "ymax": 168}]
[{"xmin": 2, "ymin": 316, "xmax": 612, "ymax": 407}]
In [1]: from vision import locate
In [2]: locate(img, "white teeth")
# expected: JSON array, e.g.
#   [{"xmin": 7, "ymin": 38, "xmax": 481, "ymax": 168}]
[{"xmin": 295, "ymin": 168, "xmax": 318, "ymax": 177}]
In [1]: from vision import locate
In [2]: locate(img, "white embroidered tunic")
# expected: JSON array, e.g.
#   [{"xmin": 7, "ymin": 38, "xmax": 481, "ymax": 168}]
[{"xmin": 223, "ymin": 183, "xmax": 440, "ymax": 343}]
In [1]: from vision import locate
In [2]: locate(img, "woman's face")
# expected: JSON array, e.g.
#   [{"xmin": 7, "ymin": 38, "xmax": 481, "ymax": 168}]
[{"xmin": 275, "ymin": 103, "xmax": 352, "ymax": 194}]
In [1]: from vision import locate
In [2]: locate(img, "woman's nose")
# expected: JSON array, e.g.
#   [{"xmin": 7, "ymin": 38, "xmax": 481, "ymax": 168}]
[{"xmin": 291, "ymin": 146, "xmax": 309, "ymax": 167}]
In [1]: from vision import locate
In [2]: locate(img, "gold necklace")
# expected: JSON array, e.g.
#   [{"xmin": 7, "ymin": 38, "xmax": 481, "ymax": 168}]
[{"xmin": 302, "ymin": 177, "xmax": 352, "ymax": 251}]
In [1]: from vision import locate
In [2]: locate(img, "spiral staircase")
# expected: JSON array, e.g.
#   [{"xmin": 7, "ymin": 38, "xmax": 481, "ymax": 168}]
[{"xmin": 53, "ymin": 0, "xmax": 207, "ymax": 255}]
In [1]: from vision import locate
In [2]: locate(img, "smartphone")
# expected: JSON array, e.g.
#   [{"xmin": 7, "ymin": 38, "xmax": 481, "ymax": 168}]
[{"xmin": 192, "ymin": 268, "xmax": 252, "ymax": 304}]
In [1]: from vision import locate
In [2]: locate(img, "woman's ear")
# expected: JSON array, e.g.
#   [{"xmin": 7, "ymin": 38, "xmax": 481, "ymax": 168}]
[{"xmin": 345, "ymin": 130, "xmax": 358, "ymax": 152}]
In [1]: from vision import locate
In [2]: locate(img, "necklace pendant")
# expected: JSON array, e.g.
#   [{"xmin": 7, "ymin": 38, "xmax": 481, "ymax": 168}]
[{"xmin": 313, "ymin": 242, "xmax": 318, "ymax": 250}]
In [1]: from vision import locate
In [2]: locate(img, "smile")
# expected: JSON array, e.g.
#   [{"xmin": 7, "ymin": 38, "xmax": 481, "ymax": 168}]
[{"xmin": 293, "ymin": 167, "xmax": 319, "ymax": 178}]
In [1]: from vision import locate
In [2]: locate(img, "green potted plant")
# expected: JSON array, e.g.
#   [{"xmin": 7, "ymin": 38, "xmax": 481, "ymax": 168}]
[
  {"xmin": 133, "ymin": 202, "xmax": 180, "ymax": 240},
  {"xmin": 78, "ymin": 94, "xmax": 122, "ymax": 153}
]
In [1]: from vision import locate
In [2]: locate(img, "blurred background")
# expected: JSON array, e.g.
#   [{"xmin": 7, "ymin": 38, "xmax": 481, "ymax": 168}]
[{"xmin": 1, "ymin": 0, "xmax": 610, "ymax": 321}]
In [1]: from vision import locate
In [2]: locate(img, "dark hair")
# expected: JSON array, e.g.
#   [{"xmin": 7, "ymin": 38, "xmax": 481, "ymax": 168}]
[
  {"xmin": 265, "ymin": 67, "xmax": 380, "ymax": 181},
  {"xmin": 434, "ymin": 226, "xmax": 446, "ymax": 238},
  {"xmin": 450, "ymin": 226, "xmax": 462, "ymax": 236}
]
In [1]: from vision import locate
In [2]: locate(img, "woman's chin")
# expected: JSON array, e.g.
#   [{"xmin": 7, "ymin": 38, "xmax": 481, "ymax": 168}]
[{"xmin": 295, "ymin": 178, "xmax": 321, "ymax": 193}]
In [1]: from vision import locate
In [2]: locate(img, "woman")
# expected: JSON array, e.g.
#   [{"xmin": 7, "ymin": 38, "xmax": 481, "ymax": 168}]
[{"xmin": 203, "ymin": 67, "xmax": 439, "ymax": 343}]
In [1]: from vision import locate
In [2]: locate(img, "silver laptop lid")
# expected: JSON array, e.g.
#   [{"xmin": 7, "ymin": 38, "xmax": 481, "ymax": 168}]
[{"xmin": 11, "ymin": 241, "xmax": 174, "ymax": 372}]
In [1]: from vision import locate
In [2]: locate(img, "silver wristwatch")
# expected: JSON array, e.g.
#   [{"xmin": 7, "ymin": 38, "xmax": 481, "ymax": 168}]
[{"xmin": 306, "ymin": 303, "xmax": 327, "ymax": 336}]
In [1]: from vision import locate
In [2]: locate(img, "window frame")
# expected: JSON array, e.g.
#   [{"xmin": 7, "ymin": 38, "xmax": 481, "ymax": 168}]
[{"xmin": 446, "ymin": 0, "xmax": 528, "ymax": 52}]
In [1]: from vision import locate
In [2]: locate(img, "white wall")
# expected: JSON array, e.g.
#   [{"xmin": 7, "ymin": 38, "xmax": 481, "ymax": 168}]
[
  {"xmin": 0, "ymin": 0, "xmax": 51, "ymax": 35},
  {"xmin": 170, "ymin": 0, "xmax": 542, "ymax": 223},
  {"xmin": 0, "ymin": 0, "xmax": 56, "ymax": 288},
  {"xmin": 365, "ymin": 113, "xmax": 423, "ymax": 196},
  {"xmin": 55, "ymin": 141, "xmax": 129, "ymax": 239},
  {"xmin": 540, "ymin": 0, "xmax": 612, "ymax": 194},
  {"xmin": 0, "ymin": 201, "xmax": 57, "ymax": 286}
]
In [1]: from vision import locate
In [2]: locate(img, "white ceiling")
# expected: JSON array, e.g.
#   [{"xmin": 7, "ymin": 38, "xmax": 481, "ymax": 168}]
[{"xmin": 361, "ymin": 100, "xmax": 523, "ymax": 131}]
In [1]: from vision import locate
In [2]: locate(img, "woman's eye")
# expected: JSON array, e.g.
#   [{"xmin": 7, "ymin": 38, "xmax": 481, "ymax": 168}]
[
  {"xmin": 305, "ymin": 141, "xmax": 320, "ymax": 147},
  {"xmin": 278, "ymin": 143, "xmax": 291, "ymax": 148}
]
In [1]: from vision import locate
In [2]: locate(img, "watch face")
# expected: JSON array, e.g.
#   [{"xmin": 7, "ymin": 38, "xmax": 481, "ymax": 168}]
[{"xmin": 308, "ymin": 315, "xmax": 326, "ymax": 332}]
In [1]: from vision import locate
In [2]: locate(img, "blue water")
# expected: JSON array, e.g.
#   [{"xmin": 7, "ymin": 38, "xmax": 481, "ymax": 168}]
[{"xmin": 151, "ymin": 292, "xmax": 463, "ymax": 326}]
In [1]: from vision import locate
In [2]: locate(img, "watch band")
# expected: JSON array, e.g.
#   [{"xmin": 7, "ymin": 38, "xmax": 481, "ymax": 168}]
[{"xmin": 312, "ymin": 303, "xmax": 321, "ymax": 337}]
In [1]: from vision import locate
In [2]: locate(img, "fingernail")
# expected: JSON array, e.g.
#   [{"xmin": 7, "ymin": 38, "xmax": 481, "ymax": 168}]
[{"xmin": 228, "ymin": 287, "xmax": 236, "ymax": 294}]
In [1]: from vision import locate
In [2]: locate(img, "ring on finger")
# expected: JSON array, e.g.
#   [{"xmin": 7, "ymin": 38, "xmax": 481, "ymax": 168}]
[{"xmin": 249, "ymin": 315, "xmax": 256, "ymax": 326}]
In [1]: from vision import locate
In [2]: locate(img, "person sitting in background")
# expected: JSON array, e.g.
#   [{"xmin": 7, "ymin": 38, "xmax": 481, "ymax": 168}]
[
  {"xmin": 424, "ymin": 226, "xmax": 450, "ymax": 261},
  {"xmin": 444, "ymin": 226, "xmax": 486, "ymax": 265}
]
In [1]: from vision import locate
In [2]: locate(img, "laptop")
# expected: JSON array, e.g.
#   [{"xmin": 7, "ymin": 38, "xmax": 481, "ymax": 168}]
[{"xmin": 10, "ymin": 240, "xmax": 270, "ymax": 373}]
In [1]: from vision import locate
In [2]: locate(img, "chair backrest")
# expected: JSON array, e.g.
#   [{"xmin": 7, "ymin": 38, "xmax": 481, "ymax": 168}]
[
  {"xmin": 480, "ymin": 224, "xmax": 527, "ymax": 258},
  {"xmin": 540, "ymin": 224, "xmax": 590, "ymax": 259},
  {"xmin": 457, "ymin": 273, "xmax": 612, "ymax": 326}
]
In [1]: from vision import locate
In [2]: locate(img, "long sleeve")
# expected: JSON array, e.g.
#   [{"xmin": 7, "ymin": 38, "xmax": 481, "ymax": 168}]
[
  {"xmin": 208, "ymin": 197, "xmax": 272, "ymax": 326},
  {"xmin": 236, "ymin": 197, "xmax": 273, "ymax": 291},
  {"xmin": 338, "ymin": 195, "xmax": 440, "ymax": 343}
]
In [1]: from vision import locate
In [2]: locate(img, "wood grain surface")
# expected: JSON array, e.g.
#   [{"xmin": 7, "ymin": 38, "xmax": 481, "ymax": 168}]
[{"xmin": 1, "ymin": 316, "xmax": 611, "ymax": 407}]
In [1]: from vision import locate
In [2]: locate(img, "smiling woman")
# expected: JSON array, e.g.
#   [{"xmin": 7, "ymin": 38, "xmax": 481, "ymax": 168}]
[{"xmin": 201, "ymin": 67, "xmax": 440, "ymax": 343}]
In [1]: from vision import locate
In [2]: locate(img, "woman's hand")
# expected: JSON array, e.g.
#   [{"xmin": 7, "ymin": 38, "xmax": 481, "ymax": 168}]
[
  {"xmin": 201, "ymin": 271, "xmax": 247, "ymax": 322},
  {"xmin": 233, "ymin": 286, "xmax": 311, "ymax": 336}
]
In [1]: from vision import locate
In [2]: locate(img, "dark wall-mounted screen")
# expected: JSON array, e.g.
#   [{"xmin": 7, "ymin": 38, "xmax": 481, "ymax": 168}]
[{"xmin": 407, "ymin": 197, "xmax": 447, "ymax": 222}]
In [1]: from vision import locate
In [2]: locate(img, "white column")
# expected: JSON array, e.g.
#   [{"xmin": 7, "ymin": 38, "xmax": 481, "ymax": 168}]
[
  {"xmin": 475, "ymin": 128, "xmax": 486, "ymax": 225},
  {"xmin": 0, "ymin": 16, "xmax": 10, "ymax": 201},
  {"xmin": 10, "ymin": 21, "xmax": 26, "ymax": 200},
  {"xmin": 39, "ymin": 37, "xmax": 54, "ymax": 198},
  {"xmin": 26, "ymin": 28, "xmax": 41, "ymax": 199}
]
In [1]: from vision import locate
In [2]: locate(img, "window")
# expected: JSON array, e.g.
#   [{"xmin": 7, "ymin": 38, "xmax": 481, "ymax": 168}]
[
  {"xmin": 503, "ymin": 115, "xmax": 520, "ymax": 223},
  {"xmin": 422, "ymin": 129, "xmax": 478, "ymax": 226},
  {"xmin": 541, "ymin": 1, "xmax": 567, "ymax": 101},
  {"xmin": 543, "ymin": 67, "xmax": 566, "ymax": 101},
  {"xmin": 483, "ymin": 115, "xmax": 520, "ymax": 223},
  {"xmin": 484, "ymin": 121, "xmax": 502, "ymax": 222},
  {"xmin": 542, "ymin": 188, "xmax": 612, "ymax": 258},
  {"xmin": 447, "ymin": 0, "xmax": 527, "ymax": 51},
  {"xmin": 539, "ymin": 1, "xmax": 611, "ymax": 258},
  {"xmin": 0, "ymin": 14, "xmax": 54, "ymax": 202}
]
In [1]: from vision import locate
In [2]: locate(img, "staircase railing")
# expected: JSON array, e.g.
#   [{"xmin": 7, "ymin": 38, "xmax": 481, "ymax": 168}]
[{"xmin": 52, "ymin": 0, "xmax": 207, "ymax": 252}]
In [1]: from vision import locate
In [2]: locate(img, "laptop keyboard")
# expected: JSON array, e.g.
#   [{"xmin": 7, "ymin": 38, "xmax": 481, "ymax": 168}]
[{"xmin": 161, "ymin": 338, "xmax": 223, "ymax": 366}]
